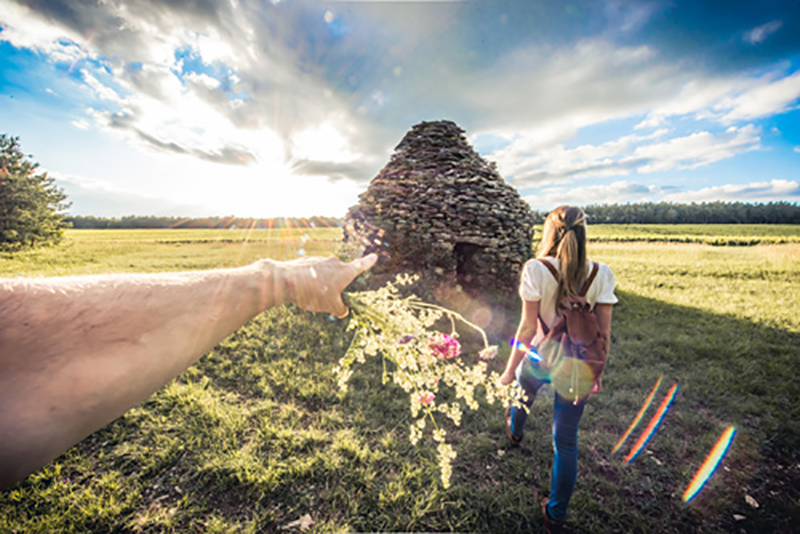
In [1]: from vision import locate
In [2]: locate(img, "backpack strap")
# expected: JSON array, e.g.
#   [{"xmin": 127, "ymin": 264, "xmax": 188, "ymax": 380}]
[
  {"xmin": 537, "ymin": 258, "xmax": 599, "ymax": 296},
  {"xmin": 535, "ymin": 259, "xmax": 558, "ymax": 336},
  {"xmin": 579, "ymin": 261, "xmax": 599, "ymax": 297},
  {"xmin": 535, "ymin": 260, "xmax": 599, "ymax": 335},
  {"xmin": 537, "ymin": 258, "xmax": 559, "ymax": 281}
]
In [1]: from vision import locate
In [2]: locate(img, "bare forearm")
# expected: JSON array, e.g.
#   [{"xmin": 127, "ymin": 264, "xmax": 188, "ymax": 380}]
[
  {"xmin": 0, "ymin": 254, "xmax": 376, "ymax": 488},
  {"xmin": 501, "ymin": 300, "xmax": 540, "ymax": 383},
  {"xmin": 503, "ymin": 326, "xmax": 536, "ymax": 377},
  {"xmin": 0, "ymin": 261, "xmax": 280, "ymax": 487}
]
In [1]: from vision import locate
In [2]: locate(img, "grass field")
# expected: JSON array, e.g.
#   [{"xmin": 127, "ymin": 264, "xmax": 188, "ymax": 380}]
[
  {"xmin": 587, "ymin": 224, "xmax": 800, "ymax": 245},
  {"xmin": 1, "ymin": 226, "xmax": 799, "ymax": 533},
  {"xmin": 0, "ymin": 228, "xmax": 343, "ymax": 277}
]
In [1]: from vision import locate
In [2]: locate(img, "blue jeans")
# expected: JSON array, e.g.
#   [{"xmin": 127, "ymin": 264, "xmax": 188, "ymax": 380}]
[{"xmin": 509, "ymin": 357, "xmax": 586, "ymax": 523}]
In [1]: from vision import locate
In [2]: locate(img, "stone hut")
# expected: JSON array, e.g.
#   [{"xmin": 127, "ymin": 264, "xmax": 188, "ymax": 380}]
[{"xmin": 344, "ymin": 120, "xmax": 536, "ymax": 321}]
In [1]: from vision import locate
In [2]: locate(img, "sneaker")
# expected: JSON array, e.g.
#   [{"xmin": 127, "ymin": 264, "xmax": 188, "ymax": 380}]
[
  {"xmin": 504, "ymin": 406, "xmax": 522, "ymax": 447},
  {"xmin": 540, "ymin": 498, "xmax": 564, "ymax": 534}
]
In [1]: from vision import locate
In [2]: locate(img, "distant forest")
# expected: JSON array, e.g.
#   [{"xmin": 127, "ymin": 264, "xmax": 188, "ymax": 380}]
[
  {"xmin": 65, "ymin": 215, "xmax": 342, "ymax": 229},
  {"xmin": 533, "ymin": 201, "xmax": 800, "ymax": 225},
  {"xmin": 65, "ymin": 201, "xmax": 799, "ymax": 229}
]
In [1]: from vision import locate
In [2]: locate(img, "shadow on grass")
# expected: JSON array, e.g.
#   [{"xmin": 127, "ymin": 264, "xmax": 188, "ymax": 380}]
[{"xmin": 573, "ymin": 289, "xmax": 800, "ymax": 534}]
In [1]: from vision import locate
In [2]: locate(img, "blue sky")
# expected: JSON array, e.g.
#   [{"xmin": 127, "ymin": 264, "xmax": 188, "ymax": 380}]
[{"xmin": 1, "ymin": 0, "xmax": 799, "ymax": 217}]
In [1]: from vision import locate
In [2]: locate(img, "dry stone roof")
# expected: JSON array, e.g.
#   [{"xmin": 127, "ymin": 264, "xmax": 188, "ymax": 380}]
[{"xmin": 345, "ymin": 120, "xmax": 536, "ymax": 313}]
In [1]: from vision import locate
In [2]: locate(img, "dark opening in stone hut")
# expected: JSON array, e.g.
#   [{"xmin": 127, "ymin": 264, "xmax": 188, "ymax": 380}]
[{"xmin": 345, "ymin": 120, "xmax": 536, "ymax": 321}]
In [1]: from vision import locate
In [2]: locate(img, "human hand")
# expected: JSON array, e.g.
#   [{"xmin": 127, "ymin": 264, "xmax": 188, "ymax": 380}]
[
  {"xmin": 591, "ymin": 375, "xmax": 603, "ymax": 394},
  {"xmin": 499, "ymin": 371, "xmax": 516, "ymax": 387},
  {"xmin": 278, "ymin": 254, "xmax": 377, "ymax": 317}
]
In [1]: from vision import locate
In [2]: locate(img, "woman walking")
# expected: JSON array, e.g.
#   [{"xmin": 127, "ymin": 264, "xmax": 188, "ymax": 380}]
[{"xmin": 499, "ymin": 206, "xmax": 617, "ymax": 532}]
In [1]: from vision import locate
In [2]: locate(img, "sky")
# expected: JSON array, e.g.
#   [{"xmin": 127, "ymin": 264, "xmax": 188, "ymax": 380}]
[{"xmin": 1, "ymin": 0, "xmax": 799, "ymax": 217}]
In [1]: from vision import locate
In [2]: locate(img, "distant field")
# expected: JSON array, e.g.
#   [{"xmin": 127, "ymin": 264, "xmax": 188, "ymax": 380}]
[
  {"xmin": 0, "ymin": 228, "xmax": 343, "ymax": 277},
  {"xmin": 1, "ymin": 226, "xmax": 799, "ymax": 532},
  {"xmin": 586, "ymin": 224, "xmax": 800, "ymax": 245},
  {"xmin": 62, "ymin": 227, "xmax": 343, "ymax": 243},
  {"xmin": 1, "ymin": 224, "xmax": 798, "ymax": 277}
]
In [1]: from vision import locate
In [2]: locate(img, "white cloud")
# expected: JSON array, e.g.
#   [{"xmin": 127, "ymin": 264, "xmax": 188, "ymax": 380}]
[
  {"xmin": 81, "ymin": 69, "xmax": 124, "ymax": 103},
  {"xmin": 635, "ymin": 68, "xmax": 800, "ymax": 128},
  {"xmin": 496, "ymin": 126, "xmax": 760, "ymax": 187},
  {"xmin": 466, "ymin": 41, "xmax": 791, "ymax": 188},
  {"xmin": 794, "ymin": 146, "xmax": 800, "ymax": 154},
  {"xmin": 0, "ymin": 2, "xmax": 86, "ymax": 57},
  {"xmin": 526, "ymin": 178, "xmax": 800, "ymax": 209},
  {"xmin": 184, "ymin": 72, "xmax": 221, "ymax": 90},
  {"xmin": 457, "ymin": 39, "xmax": 674, "ymax": 134},
  {"xmin": 496, "ymin": 128, "xmax": 668, "ymax": 186},
  {"xmin": 717, "ymin": 71, "xmax": 800, "ymax": 122},
  {"xmin": 524, "ymin": 180, "xmax": 659, "ymax": 210},
  {"xmin": 634, "ymin": 77, "xmax": 750, "ymax": 129},
  {"xmin": 663, "ymin": 179, "xmax": 800, "ymax": 203},
  {"xmin": 2, "ymin": 0, "xmax": 384, "ymax": 180},
  {"xmin": 743, "ymin": 20, "xmax": 783, "ymax": 45},
  {"xmin": 633, "ymin": 125, "xmax": 761, "ymax": 173}
]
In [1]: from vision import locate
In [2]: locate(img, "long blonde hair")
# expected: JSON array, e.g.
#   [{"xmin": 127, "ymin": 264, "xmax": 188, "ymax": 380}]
[{"xmin": 536, "ymin": 206, "xmax": 588, "ymax": 305}]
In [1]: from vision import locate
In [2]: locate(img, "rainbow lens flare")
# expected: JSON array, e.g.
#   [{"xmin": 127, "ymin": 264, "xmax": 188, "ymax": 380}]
[
  {"xmin": 682, "ymin": 426, "xmax": 736, "ymax": 503},
  {"xmin": 612, "ymin": 376, "xmax": 663, "ymax": 454},
  {"xmin": 624, "ymin": 383, "xmax": 678, "ymax": 463},
  {"xmin": 511, "ymin": 339, "xmax": 550, "ymax": 381},
  {"xmin": 511, "ymin": 339, "xmax": 541, "ymax": 361}
]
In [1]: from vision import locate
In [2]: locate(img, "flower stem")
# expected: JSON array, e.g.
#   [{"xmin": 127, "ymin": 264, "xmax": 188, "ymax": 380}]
[{"xmin": 406, "ymin": 300, "xmax": 489, "ymax": 347}]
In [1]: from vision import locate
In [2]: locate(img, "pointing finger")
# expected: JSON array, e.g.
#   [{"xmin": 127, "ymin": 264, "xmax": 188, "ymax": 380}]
[{"xmin": 351, "ymin": 253, "xmax": 377, "ymax": 274}]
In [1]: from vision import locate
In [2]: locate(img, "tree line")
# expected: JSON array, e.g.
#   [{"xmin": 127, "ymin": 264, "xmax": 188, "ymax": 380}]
[
  {"xmin": 65, "ymin": 215, "xmax": 342, "ymax": 229},
  {"xmin": 531, "ymin": 201, "xmax": 800, "ymax": 225},
  {"xmin": 71, "ymin": 201, "xmax": 800, "ymax": 230}
]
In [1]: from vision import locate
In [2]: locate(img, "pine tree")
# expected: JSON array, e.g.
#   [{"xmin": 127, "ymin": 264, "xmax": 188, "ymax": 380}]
[{"xmin": 0, "ymin": 135, "xmax": 70, "ymax": 251}]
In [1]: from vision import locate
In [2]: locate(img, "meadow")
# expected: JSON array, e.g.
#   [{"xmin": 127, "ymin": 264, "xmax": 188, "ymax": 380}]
[{"xmin": 1, "ymin": 226, "xmax": 799, "ymax": 533}]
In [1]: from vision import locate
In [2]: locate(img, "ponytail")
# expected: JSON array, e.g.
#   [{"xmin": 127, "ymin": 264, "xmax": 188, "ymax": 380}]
[{"xmin": 536, "ymin": 206, "xmax": 588, "ymax": 306}]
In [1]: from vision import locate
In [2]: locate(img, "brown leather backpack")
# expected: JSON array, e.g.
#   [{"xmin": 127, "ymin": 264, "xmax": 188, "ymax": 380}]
[{"xmin": 535, "ymin": 259, "xmax": 608, "ymax": 404}]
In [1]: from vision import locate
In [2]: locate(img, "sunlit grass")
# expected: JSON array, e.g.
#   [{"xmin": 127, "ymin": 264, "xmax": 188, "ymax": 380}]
[
  {"xmin": 0, "ymin": 228, "xmax": 343, "ymax": 277},
  {"xmin": 1, "ymin": 227, "xmax": 798, "ymax": 532},
  {"xmin": 586, "ymin": 224, "xmax": 800, "ymax": 245}
]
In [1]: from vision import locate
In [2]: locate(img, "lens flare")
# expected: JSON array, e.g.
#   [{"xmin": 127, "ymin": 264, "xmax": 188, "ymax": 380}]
[
  {"xmin": 612, "ymin": 376, "xmax": 663, "ymax": 454},
  {"xmin": 624, "ymin": 383, "xmax": 678, "ymax": 463},
  {"xmin": 510, "ymin": 339, "xmax": 549, "ymax": 381},
  {"xmin": 511, "ymin": 339, "xmax": 541, "ymax": 361},
  {"xmin": 550, "ymin": 357, "xmax": 595, "ymax": 401},
  {"xmin": 682, "ymin": 426, "xmax": 736, "ymax": 503}
]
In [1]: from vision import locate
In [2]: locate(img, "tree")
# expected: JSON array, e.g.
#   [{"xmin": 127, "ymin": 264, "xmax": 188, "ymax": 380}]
[{"xmin": 0, "ymin": 135, "xmax": 70, "ymax": 251}]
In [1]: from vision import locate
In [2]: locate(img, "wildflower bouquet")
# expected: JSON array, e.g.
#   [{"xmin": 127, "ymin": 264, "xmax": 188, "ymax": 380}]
[{"xmin": 335, "ymin": 274, "xmax": 523, "ymax": 488}]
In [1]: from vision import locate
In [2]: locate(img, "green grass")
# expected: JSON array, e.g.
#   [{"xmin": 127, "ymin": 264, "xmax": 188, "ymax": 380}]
[
  {"xmin": 586, "ymin": 224, "xmax": 800, "ymax": 245},
  {"xmin": 1, "ymin": 228, "xmax": 799, "ymax": 532},
  {"xmin": 0, "ymin": 228, "xmax": 343, "ymax": 277}
]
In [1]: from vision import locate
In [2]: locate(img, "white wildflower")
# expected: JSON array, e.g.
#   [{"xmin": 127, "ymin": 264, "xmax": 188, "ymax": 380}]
[{"xmin": 338, "ymin": 275, "xmax": 524, "ymax": 489}]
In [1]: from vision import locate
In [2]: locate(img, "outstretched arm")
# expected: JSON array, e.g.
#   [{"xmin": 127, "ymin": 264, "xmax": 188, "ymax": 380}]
[{"xmin": 0, "ymin": 254, "xmax": 376, "ymax": 488}]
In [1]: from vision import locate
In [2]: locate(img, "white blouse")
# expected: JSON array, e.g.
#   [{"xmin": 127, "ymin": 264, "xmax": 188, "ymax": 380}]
[{"xmin": 519, "ymin": 256, "xmax": 618, "ymax": 341}]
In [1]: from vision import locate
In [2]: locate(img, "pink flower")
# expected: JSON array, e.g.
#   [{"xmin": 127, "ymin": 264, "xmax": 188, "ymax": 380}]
[
  {"xmin": 414, "ymin": 390, "xmax": 435, "ymax": 406},
  {"xmin": 429, "ymin": 333, "xmax": 461, "ymax": 360},
  {"xmin": 479, "ymin": 346, "xmax": 498, "ymax": 360}
]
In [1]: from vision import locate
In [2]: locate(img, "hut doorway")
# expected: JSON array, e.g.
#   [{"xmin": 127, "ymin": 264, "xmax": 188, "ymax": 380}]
[{"xmin": 455, "ymin": 242, "xmax": 483, "ymax": 284}]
